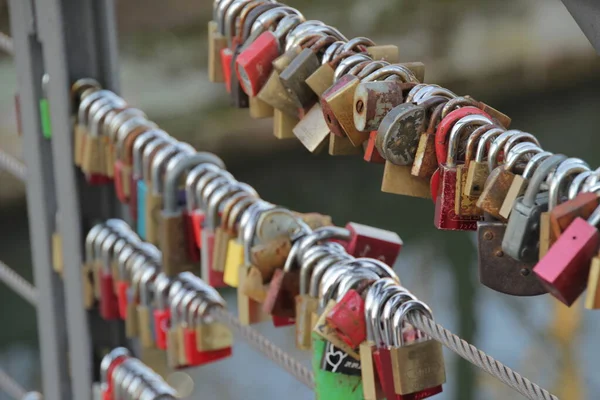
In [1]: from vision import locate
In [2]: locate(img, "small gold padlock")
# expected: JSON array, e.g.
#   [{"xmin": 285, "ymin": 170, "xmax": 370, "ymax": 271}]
[{"xmin": 381, "ymin": 161, "xmax": 431, "ymax": 199}]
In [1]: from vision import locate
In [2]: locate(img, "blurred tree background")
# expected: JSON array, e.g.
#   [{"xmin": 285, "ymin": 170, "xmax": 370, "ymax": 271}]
[{"xmin": 0, "ymin": 0, "xmax": 599, "ymax": 399}]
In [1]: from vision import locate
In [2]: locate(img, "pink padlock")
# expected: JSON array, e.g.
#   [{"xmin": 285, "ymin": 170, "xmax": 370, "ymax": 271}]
[
  {"xmin": 345, "ymin": 222, "xmax": 403, "ymax": 266},
  {"xmin": 534, "ymin": 207, "xmax": 600, "ymax": 306}
]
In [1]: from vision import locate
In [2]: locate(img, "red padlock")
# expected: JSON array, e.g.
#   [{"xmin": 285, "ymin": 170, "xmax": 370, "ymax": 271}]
[
  {"xmin": 345, "ymin": 222, "xmax": 403, "ymax": 266},
  {"xmin": 128, "ymin": 174, "xmax": 138, "ymax": 224},
  {"xmin": 434, "ymin": 106, "xmax": 490, "ymax": 165},
  {"xmin": 153, "ymin": 308, "xmax": 170, "ymax": 350},
  {"xmin": 236, "ymin": 31, "xmax": 280, "ymax": 97},
  {"xmin": 534, "ymin": 209, "xmax": 600, "ymax": 306},
  {"xmin": 432, "ymin": 108, "xmax": 490, "ymax": 231},
  {"xmin": 220, "ymin": 48, "xmax": 234, "ymax": 93},
  {"xmin": 101, "ymin": 349, "xmax": 129, "ymax": 400},
  {"xmin": 100, "ymin": 270, "xmax": 120, "ymax": 320},
  {"xmin": 272, "ymin": 315, "xmax": 295, "ymax": 327},
  {"xmin": 326, "ymin": 289, "xmax": 366, "ymax": 349},
  {"xmin": 116, "ymin": 281, "xmax": 129, "ymax": 320},
  {"xmin": 87, "ymin": 173, "xmax": 112, "ymax": 186},
  {"xmin": 364, "ymin": 131, "xmax": 387, "ymax": 164},
  {"xmin": 113, "ymin": 160, "xmax": 128, "ymax": 203},
  {"xmin": 201, "ymin": 229, "xmax": 226, "ymax": 288}
]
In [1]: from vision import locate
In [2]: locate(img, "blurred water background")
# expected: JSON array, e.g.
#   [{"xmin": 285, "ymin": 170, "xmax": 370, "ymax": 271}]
[{"xmin": 0, "ymin": 0, "xmax": 600, "ymax": 399}]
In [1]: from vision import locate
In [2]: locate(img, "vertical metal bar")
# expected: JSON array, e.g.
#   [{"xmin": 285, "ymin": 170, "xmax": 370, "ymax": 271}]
[
  {"xmin": 33, "ymin": 0, "xmax": 122, "ymax": 398},
  {"xmin": 7, "ymin": 0, "xmax": 71, "ymax": 399}
]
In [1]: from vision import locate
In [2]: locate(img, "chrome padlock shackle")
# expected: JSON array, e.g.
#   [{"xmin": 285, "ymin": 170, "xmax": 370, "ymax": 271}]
[
  {"xmin": 116, "ymin": 242, "xmax": 139, "ymax": 281},
  {"xmin": 85, "ymin": 223, "xmax": 106, "ymax": 263},
  {"xmin": 195, "ymin": 170, "xmax": 236, "ymax": 211},
  {"xmin": 139, "ymin": 267, "xmax": 158, "ymax": 307},
  {"xmin": 88, "ymin": 96, "xmax": 128, "ymax": 138},
  {"xmin": 178, "ymin": 272, "xmax": 226, "ymax": 308},
  {"xmin": 115, "ymin": 116, "xmax": 158, "ymax": 160},
  {"xmin": 353, "ymin": 258, "xmax": 398, "ymax": 281},
  {"xmin": 132, "ymin": 129, "xmax": 170, "ymax": 178},
  {"xmin": 185, "ymin": 163, "xmax": 224, "ymax": 213},
  {"xmin": 216, "ymin": 0, "xmax": 237, "ymax": 35},
  {"xmin": 77, "ymin": 89, "xmax": 118, "ymax": 126},
  {"xmin": 405, "ymin": 83, "xmax": 430, "ymax": 103},
  {"xmin": 100, "ymin": 231, "xmax": 126, "ymax": 273},
  {"xmin": 350, "ymin": 60, "xmax": 388, "ymax": 79},
  {"xmin": 241, "ymin": 201, "xmax": 276, "ymax": 262},
  {"xmin": 72, "ymin": 78, "xmax": 101, "ymax": 105},
  {"xmin": 221, "ymin": 191, "xmax": 257, "ymax": 233},
  {"xmin": 582, "ymin": 166, "xmax": 600, "ymax": 192},
  {"xmin": 100, "ymin": 347, "xmax": 130, "ymax": 385},
  {"xmin": 321, "ymin": 41, "xmax": 345, "ymax": 65},
  {"xmin": 392, "ymin": 300, "xmax": 433, "ymax": 347},
  {"xmin": 129, "ymin": 257, "xmax": 155, "ymax": 302},
  {"xmin": 503, "ymin": 142, "xmax": 543, "ymax": 172},
  {"xmin": 362, "ymin": 64, "xmax": 418, "ymax": 84},
  {"xmin": 318, "ymin": 262, "xmax": 356, "ymax": 308},
  {"xmin": 446, "ymin": 114, "xmax": 494, "ymax": 167},
  {"xmin": 205, "ymin": 182, "xmax": 258, "ymax": 229},
  {"xmin": 180, "ymin": 289, "xmax": 199, "ymax": 328},
  {"xmin": 169, "ymin": 285, "xmax": 194, "ymax": 327},
  {"xmin": 140, "ymin": 136, "xmax": 179, "ymax": 182},
  {"xmin": 333, "ymin": 53, "xmax": 373, "ymax": 82},
  {"xmin": 334, "ymin": 269, "xmax": 380, "ymax": 302},
  {"xmin": 224, "ymin": 0, "xmax": 256, "ymax": 45},
  {"xmin": 228, "ymin": 196, "xmax": 261, "ymax": 237},
  {"xmin": 364, "ymin": 278, "xmax": 397, "ymax": 341},
  {"xmin": 92, "ymin": 226, "xmax": 116, "ymax": 264},
  {"xmin": 474, "ymin": 127, "xmax": 505, "ymax": 163},
  {"xmin": 521, "ymin": 154, "xmax": 568, "ymax": 208},
  {"xmin": 153, "ymin": 273, "xmax": 172, "ymax": 311},
  {"xmin": 149, "ymin": 143, "xmax": 194, "ymax": 195},
  {"xmin": 370, "ymin": 284, "xmax": 410, "ymax": 346},
  {"xmin": 308, "ymin": 252, "xmax": 353, "ymax": 299},
  {"xmin": 548, "ymin": 158, "xmax": 590, "ymax": 210},
  {"xmin": 162, "ymin": 152, "xmax": 226, "ymax": 214},
  {"xmin": 464, "ymin": 124, "xmax": 497, "ymax": 164},
  {"xmin": 409, "ymin": 85, "xmax": 457, "ymax": 104},
  {"xmin": 299, "ymin": 243, "xmax": 346, "ymax": 296},
  {"xmin": 568, "ymin": 170, "xmax": 594, "ymax": 200},
  {"xmin": 521, "ymin": 151, "xmax": 553, "ymax": 180},
  {"xmin": 272, "ymin": 14, "xmax": 305, "ymax": 45},
  {"xmin": 284, "ymin": 20, "xmax": 327, "ymax": 49},
  {"xmin": 340, "ymin": 36, "xmax": 375, "ymax": 54},
  {"xmin": 382, "ymin": 290, "xmax": 419, "ymax": 347},
  {"xmin": 294, "ymin": 226, "xmax": 352, "ymax": 266},
  {"xmin": 286, "ymin": 24, "xmax": 346, "ymax": 51},
  {"xmin": 106, "ymin": 107, "xmax": 147, "ymax": 144},
  {"xmin": 502, "ymin": 131, "xmax": 540, "ymax": 157},
  {"xmin": 250, "ymin": 6, "xmax": 302, "ymax": 41},
  {"xmin": 486, "ymin": 130, "xmax": 521, "ymax": 172}
]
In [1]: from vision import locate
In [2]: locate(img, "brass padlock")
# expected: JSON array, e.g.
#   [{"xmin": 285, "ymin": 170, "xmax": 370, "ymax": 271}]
[
  {"xmin": 257, "ymin": 69, "xmax": 299, "ymax": 117},
  {"xmin": 366, "ymin": 45, "xmax": 400, "ymax": 63},
  {"xmin": 306, "ymin": 63, "xmax": 335, "ymax": 97},
  {"xmin": 292, "ymin": 103, "xmax": 330, "ymax": 153},
  {"xmin": 381, "ymin": 161, "xmax": 431, "ymax": 199},
  {"xmin": 208, "ymin": 21, "xmax": 227, "ymax": 83},
  {"xmin": 273, "ymin": 109, "xmax": 298, "ymax": 139}
]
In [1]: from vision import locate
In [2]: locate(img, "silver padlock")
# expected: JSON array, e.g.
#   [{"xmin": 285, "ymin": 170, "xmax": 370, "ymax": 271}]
[{"xmin": 502, "ymin": 154, "xmax": 567, "ymax": 262}]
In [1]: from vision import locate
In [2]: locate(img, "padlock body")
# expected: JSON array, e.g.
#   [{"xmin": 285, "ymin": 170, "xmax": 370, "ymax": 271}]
[
  {"xmin": 183, "ymin": 210, "xmax": 200, "ymax": 263},
  {"xmin": 477, "ymin": 221, "xmax": 546, "ymax": 296},
  {"xmin": 502, "ymin": 192, "xmax": 549, "ymax": 262},
  {"xmin": 279, "ymin": 48, "xmax": 320, "ymax": 110},
  {"xmin": 160, "ymin": 211, "xmax": 194, "ymax": 277},
  {"xmin": 382, "ymin": 162, "xmax": 431, "ymax": 199},
  {"xmin": 153, "ymin": 308, "xmax": 170, "ymax": 350},
  {"xmin": 220, "ymin": 48, "xmax": 234, "ymax": 93},
  {"xmin": 325, "ymin": 290, "xmax": 367, "ymax": 349},
  {"xmin": 353, "ymin": 81, "xmax": 405, "ymax": 132},
  {"xmin": 200, "ymin": 229, "xmax": 227, "ymax": 288},
  {"xmin": 550, "ymin": 192, "xmax": 599, "ymax": 239},
  {"xmin": 476, "ymin": 167, "xmax": 514, "ymax": 220},
  {"xmin": 412, "ymin": 132, "xmax": 438, "ymax": 180},
  {"xmin": 235, "ymin": 31, "xmax": 280, "ymax": 97},
  {"xmin": 114, "ymin": 160, "xmax": 128, "ymax": 203},
  {"xmin": 364, "ymin": 131, "xmax": 386, "ymax": 163},
  {"xmin": 390, "ymin": 340, "xmax": 446, "ymax": 395},
  {"xmin": 585, "ymin": 256, "xmax": 600, "ymax": 309},
  {"xmin": 99, "ymin": 271, "xmax": 119, "ymax": 320},
  {"xmin": 295, "ymin": 295, "xmax": 319, "ymax": 350},
  {"xmin": 262, "ymin": 268, "xmax": 298, "ymax": 318},
  {"xmin": 434, "ymin": 165, "xmax": 479, "ymax": 231},
  {"xmin": 534, "ymin": 217, "xmax": 599, "ymax": 306},
  {"xmin": 346, "ymin": 222, "xmax": 403, "ymax": 265},
  {"xmin": 312, "ymin": 334, "xmax": 364, "ymax": 400},
  {"xmin": 196, "ymin": 323, "xmax": 233, "ymax": 351}
]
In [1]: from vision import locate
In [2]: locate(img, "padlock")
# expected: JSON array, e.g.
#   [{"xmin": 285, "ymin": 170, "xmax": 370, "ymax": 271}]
[
  {"xmin": 223, "ymin": 196, "xmax": 259, "ymax": 287},
  {"xmin": 477, "ymin": 215, "xmax": 546, "ymax": 296},
  {"xmin": 534, "ymin": 203, "xmax": 600, "ymax": 306},
  {"xmin": 375, "ymin": 103, "xmax": 426, "ymax": 167},
  {"xmin": 208, "ymin": 20, "xmax": 227, "ymax": 83},
  {"xmin": 99, "ymin": 231, "xmax": 122, "ymax": 320},
  {"xmin": 76, "ymin": 90, "xmax": 114, "ymax": 173},
  {"xmin": 236, "ymin": 31, "xmax": 281, "ymax": 97},
  {"xmin": 382, "ymin": 161, "xmax": 431, "ymax": 199},
  {"xmin": 100, "ymin": 347, "xmax": 130, "ymax": 400},
  {"xmin": 585, "ymin": 252, "xmax": 600, "ymax": 309},
  {"xmin": 129, "ymin": 129, "xmax": 169, "ymax": 224},
  {"xmin": 502, "ymin": 154, "xmax": 567, "ymax": 262},
  {"xmin": 433, "ymin": 111, "xmax": 489, "ymax": 230},
  {"xmin": 550, "ymin": 191, "xmax": 600, "ymax": 240},
  {"xmin": 411, "ymin": 101, "xmax": 448, "ymax": 180},
  {"xmin": 113, "ymin": 116, "xmax": 158, "ymax": 201},
  {"xmin": 354, "ymin": 80, "xmax": 406, "ymax": 133},
  {"xmin": 498, "ymin": 151, "xmax": 554, "ymax": 219},
  {"xmin": 326, "ymin": 288, "xmax": 369, "ymax": 349},
  {"xmin": 389, "ymin": 300, "xmax": 445, "ymax": 397},
  {"xmin": 345, "ymin": 222, "xmax": 403, "ymax": 265},
  {"xmin": 476, "ymin": 142, "xmax": 543, "ymax": 220},
  {"xmin": 366, "ymin": 44, "xmax": 400, "ymax": 63},
  {"xmin": 104, "ymin": 107, "xmax": 147, "ymax": 179},
  {"xmin": 363, "ymin": 131, "xmax": 386, "ymax": 163},
  {"xmin": 257, "ymin": 69, "xmax": 299, "ymax": 118},
  {"xmin": 229, "ymin": 45, "xmax": 250, "ymax": 108},
  {"xmin": 137, "ymin": 267, "xmax": 159, "ymax": 348},
  {"xmin": 152, "ymin": 273, "xmax": 172, "ymax": 350},
  {"xmin": 539, "ymin": 158, "xmax": 590, "ymax": 259},
  {"xmin": 264, "ymin": 227, "xmax": 352, "ymax": 319},
  {"xmin": 160, "ymin": 152, "xmax": 225, "ymax": 276},
  {"xmin": 331, "ymin": 133, "xmax": 363, "ymax": 156},
  {"xmin": 83, "ymin": 224, "xmax": 105, "ymax": 306},
  {"xmin": 443, "ymin": 95, "xmax": 512, "ymax": 129},
  {"xmin": 306, "ymin": 62, "xmax": 335, "ymax": 97},
  {"xmin": 166, "ymin": 283, "xmax": 189, "ymax": 369},
  {"xmin": 464, "ymin": 126, "xmax": 505, "ymax": 198},
  {"xmin": 451, "ymin": 116, "xmax": 497, "ymax": 216},
  {"xmin": 292, "ymin": 103, "xmax": 330, "ymax": 153},
  {"xmin": 250, "ymin": 236, "xmax": 292, "ymax": 282},
  {"xmin": 146, "ymin": 142, "xmax": 194, "ymax": 245},
  {"xmin": 72, "ymin": 81, "xmax": 100, "ymax": 166}
]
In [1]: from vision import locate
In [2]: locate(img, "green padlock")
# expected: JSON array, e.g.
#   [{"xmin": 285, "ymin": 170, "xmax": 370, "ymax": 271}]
[
  {"xmin": 311, "ymin": 332, "xmax": 364, "ymax": 399},
  {"xmin": 40, "ymin": 74, "xmax": 52, "ymax": 139}
]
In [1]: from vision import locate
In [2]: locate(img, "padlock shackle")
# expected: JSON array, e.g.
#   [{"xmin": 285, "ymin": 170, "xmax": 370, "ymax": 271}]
[
  {"xmin": 364, "ymin": 279, "xmax": 397, "ymax": 341},
  {"xmin": 100, "ymin": 347, "xmax": 130, "ymax": 383},
  {"xmin": 522, "ymin": 154, "xmax": 568, "ymax": 207},
  {"xmin": 381, "ymin": 291, "xmax": 417, "ymax": 347},
  {"xmin": 272, "ymin": 14, "xmax": 304, "ymax": 45},
  {"xmin": 228, "ymin": 196, "xmax": 259, "ymax": 237},
  {"xmin": 117, "ymin": 244, "xmax": 136, "ymax": 281},
  {"xmin": 362, "ymin": 64, "xmax": 417, "ymax": 83},
  {"xmin": 522, "ymin": 151, "xmax": 552, "ymax": 180},
  {"xmin": 474, "ymin": 127, "xmax": 504, "ymax": 163},
  {"xmin": 319, "ymin": 262, "xmax": 355, "ymax": 308},
  {"xmin": 241, "ymin": 202, "xmax": 275, "ymax": 263},
  {"xmin": 308, "ymin": 254, "xmax": 350, "ymax": 298},
  {"xmin": 221, "ymin": 191, "xmax": 255, "ymax": 233},
  {"xmin": 441, "ymin": 96, "xmax": 480, "ymax": 119},
  {"xmin": 299, "ymin": 244, "xmax": 344, "ymax": 295},
  {"xmin": 334, "ymin": 53, "xmax": 371, "ymax": 82},
  {"xmin": 446, "ymin": 114, "xmax": 493, "ymax": 167},
  {"xmin": 504, "ymin": 142, "xmax": 542, "ymax": 172},
  {"xmin": 77, "ymin": 89, "xmax": 114, "ymax": 125},
  {"xmin": 154, "ymin": 273, "xmax": 172, "ymax": 311},
  {"xmin": 568, "ymin": 171, "xmax": 594, "ymax": 200},
  {"xmin": 464, "ymin": 124, "xmax": 497, "ymax": 165},
  {"xmin": 89, "ymin": 98, "xmax": 127, "ymax": 138},
  {"xmin": 250, "ymin": 6, "xmax": 300, "ymax": 42},
  {"xmin": 163, "ymin": 152, "xmax": 226, "ymax": 213},
  {"xmin": 106, "ymin": 107, "xmax": 147, "ymax": 143},
  {"xmin": 391, "ymin": 300, "xmax": 433, "ymax": 347},
  {"xmin": 548, "ymin": 158, "xmax": 590, "ymax": 210},
  {"xmin": 370, "ymin": 285, "xmax": 406, "ymax": 346},
  {"xmin": 355, "ymin": 258, "xmax": 398, "ymax": 281},
  {"xmin": 206, "ymin": 182, "xmax": 256, "ymax": 229},
  {"xmin": 335, "ymin": 269, "xmax": 379, "ymax": 302},
  {"xmin": 132, "ymin": 130, "xmax": 168, "ymax": 177},
  {"xmin": 139, "ymin": 267, "xmax": 158, "ymax": 306},
  {"xmin": 85, "ymin": 224, "xmax": 105, "ymax": 263},
  {"xmin": 185, "ymin": 164, "xmax": 221, "ymax": 212},
  {"xmin": 196, "ymin": 172, "xmax": 235, "ymax": 211},
  {"xmin": 116, "ymin": 117, "xmax": 158, "ymax": 160},
  {"xmin": 224, "ymin": 0, "xmax": 254, "ymax": 45}
]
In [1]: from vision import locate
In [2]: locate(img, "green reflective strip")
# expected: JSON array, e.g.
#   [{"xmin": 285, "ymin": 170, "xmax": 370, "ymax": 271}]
[
  {"xmin": 40, "ymin": 99, "xmax": 52, "ymax": 139},
  {"xmin": 312, "ymin": 333, "xmax": 364, "ymax": 399}
]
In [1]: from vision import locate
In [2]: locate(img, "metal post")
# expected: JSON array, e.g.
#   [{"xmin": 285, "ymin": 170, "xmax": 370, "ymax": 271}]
[
  {"xmin": 33, "ymin": 0, "xmax": 122, "ymax": 398},
  {"xmin": 7, "ymin": 0, "xmax": 70, "ymax": 399}
]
